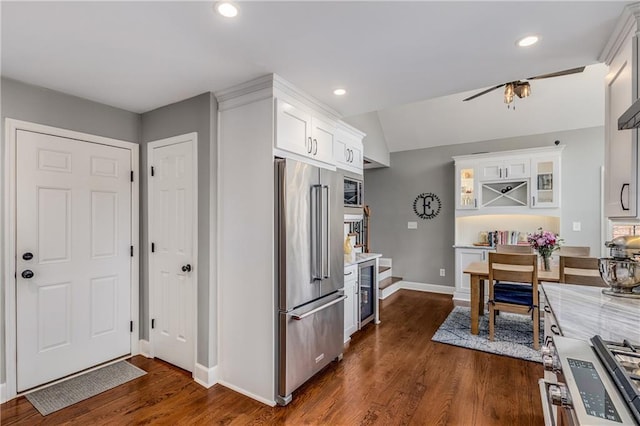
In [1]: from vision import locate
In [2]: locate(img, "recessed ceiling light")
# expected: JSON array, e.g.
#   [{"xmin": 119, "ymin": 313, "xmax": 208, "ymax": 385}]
[
  {"xmin": 215, "ymin": 2, "xmax": 238, "ymax": 18},
  {"xmin": 333, "ymin": 88, "xmax": 347, "ymax": 96},
  {"xmin": 517, "ymin": 35, "xmax": 539, "ymax": 47}
]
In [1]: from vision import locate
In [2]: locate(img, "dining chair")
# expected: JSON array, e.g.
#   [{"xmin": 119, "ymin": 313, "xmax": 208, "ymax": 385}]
[
  {"xmin": 559, "ymin": 256, "xmax": 606, "ymax": 287},
  {"xmin": 496, "ymin": 244, "xmax": 534, "ymax": 254},
  {"xmin": 488, "ymin": 252, "xmax": 539, "ymax": 350},
  {"xmin": 556, "ymin": 246, "xmax": 590, "ymax": 257}
]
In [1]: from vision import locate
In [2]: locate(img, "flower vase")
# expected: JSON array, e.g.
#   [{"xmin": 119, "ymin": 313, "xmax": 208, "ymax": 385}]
[{"xmin": 540, "ymin": 254, "xmax": 551, "ymax": 272}]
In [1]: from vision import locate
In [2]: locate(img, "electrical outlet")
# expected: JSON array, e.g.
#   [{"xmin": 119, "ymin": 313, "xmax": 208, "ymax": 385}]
[
  {"xmin": 408, "ymin": 221, "xmax": 417, "ymax": 229},
  {"xmin": 572, "ymin": 221, "xmax": 581, "ymax": 231},
  {"xmin": 439, "ymin": 268, "xmax": 445, "ymax": 277}
]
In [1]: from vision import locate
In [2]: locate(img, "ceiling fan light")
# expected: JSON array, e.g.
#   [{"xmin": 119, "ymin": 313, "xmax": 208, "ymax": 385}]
[
  {"xmin": 504, "ymin": 83, "xmax": 514, "ymax": 104},
  {"xmin": 514, "ymin": 82, "xmax": 531, "ymax": 99}
]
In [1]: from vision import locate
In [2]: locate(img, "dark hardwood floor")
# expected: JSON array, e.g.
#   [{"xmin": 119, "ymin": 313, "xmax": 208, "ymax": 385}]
[{"xmin": 1, "ymin": 290, "xmax": 543, "ymax": 425}]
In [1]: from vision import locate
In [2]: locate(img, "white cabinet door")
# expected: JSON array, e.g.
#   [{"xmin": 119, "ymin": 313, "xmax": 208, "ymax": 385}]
[
  {"xmin": 504, "ymin": 158, "xmax": 530, "ymax": 179},
  {"xmin": 455, "ymin": 163, "xmax": 479, "ymax": 209},
  {"xmin": 311, "ymin": 116, "xmax": 335, "ymax": 164},
  {"xmin": 334, "ymin": 126, "xmax": 364, "ymax": 174},
  {"xmin": 275, "ymin": 98, "xmax": 337, "ymax": 166},
  {"xmin": 478, "ymin": 158, "xmax": 530, "ymax": 181},
  {"xmin": 454, "ymin": 248, "xmax": 487, "ymax": 301},
  {"xmin": 605, "ymin": 36, "xmax": 637, "ymax": 218},
  {"xmin": 343, "ymin": 265, "xmax": 358, "ymax": 342},
  {"xmin": 531, "ymin": 156, "xmax": 560, "ymax": 209},
  {"xmin": 275, "ymin": 99, "xmax": 312, "ymax": 157}
]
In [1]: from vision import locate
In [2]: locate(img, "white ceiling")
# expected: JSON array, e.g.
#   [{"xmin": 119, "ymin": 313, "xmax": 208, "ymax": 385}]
[{"xmin": 1, "ymin": 1, "xmax": 630, "ymax": 149}]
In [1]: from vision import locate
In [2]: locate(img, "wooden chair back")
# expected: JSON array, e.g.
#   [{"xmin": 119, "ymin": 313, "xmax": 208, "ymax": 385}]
[
  {"xmin": 488, "ymin": 252, "xmax": 540, "ymax": 349},
  {"xmin": 559, "ymin": 256, "xmax": 606, "ymax": 287},
  {"xmin": 496, "ymin": 244, "xmax": 534, "ymax": 254},
  {"xmin": 556, "ymin": 246, "xmax": 590, "ymax": 257},
  {"xmin": 488, "ymin": 253, "xmax": 538, "ymax": 286}
]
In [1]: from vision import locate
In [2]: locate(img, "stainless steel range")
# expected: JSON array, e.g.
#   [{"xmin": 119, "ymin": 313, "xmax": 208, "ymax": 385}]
[{"xmin": 540, "ymin": 335, "xmax": 640, "ymax": 425}]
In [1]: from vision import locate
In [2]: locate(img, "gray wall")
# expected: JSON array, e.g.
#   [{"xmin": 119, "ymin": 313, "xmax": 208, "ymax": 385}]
[
  {"xmin": 364, "ymin": 126, "xmax": 604, "ymax": 286},
  {"xmin": 140, "ymin": 93, "xmax": 217, "ymax": 368},
  {"xmin": 0, "ymin": 77, "xmax": 141, "ymax": 383}
]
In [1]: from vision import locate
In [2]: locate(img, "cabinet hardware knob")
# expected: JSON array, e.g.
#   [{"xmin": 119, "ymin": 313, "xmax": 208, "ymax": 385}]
[
  {"xmin": 22, "ymin": 252, "xmax": 34, "ymax": 261},
  {"xmin": 181, "ymin": 264, "xmax": 192, "ymax": 272},
  {"xmin": 22, "ymin": 269, "xmax": 34, "ymax": 279}
]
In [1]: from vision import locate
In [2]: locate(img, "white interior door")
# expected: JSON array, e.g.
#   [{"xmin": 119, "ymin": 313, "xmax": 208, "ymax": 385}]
[
  {"xmin": 16, "ymin": 130, "xmax": 132, "ymax": 391},
  {"xmin": 149, "ymin": 136, "xmax": 196, "ymax": 372}
]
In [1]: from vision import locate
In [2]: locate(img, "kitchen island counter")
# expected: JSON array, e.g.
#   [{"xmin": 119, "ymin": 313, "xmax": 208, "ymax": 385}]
[{"xmin": 541, "ymin": 283, "xmax": 640, "ymax": 345}]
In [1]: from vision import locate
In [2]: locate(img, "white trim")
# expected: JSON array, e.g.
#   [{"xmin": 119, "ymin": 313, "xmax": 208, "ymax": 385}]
[
  {"xmin": 217, "ymin": 379, "xmax": 276, "ymax": 407},
  {"xmin": 3, "ymin": 118, "xmax": 139, "ymax": 401},
  {"xmin": 600, "ymin": 3, "xmax": 640, "ymax": 65},
  {"xmin": 0, "ymin": 382, "xmax": 7, "ymax": 404},
  {"xmin": 147, "ymin": 133, "xmax": 198, "ymax": 375},
  {"xmin": 194, "ymin": 363, "xmax": 218, "ymax": 389},
  {"xmin": 138, "ymin": 340, "xmax": 152, "ymax": 358},
  {"xmin": 380, "ymin": 281, "xmax": 455, "ymax": 300}
]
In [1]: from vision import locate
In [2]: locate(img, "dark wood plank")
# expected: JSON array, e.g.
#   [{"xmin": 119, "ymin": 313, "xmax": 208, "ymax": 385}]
[{"xmin": 1, "ymin": 290, "xmax": 544, "ymax": 425}]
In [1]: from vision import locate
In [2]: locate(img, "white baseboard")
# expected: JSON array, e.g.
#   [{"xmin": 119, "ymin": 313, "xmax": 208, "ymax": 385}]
[
  {"xmin": 217, "ymin": 379, "xmax": 276, "ymax": 407},
  {"xmin": 138, "ymin": 339, "xmax": 152, "ymax": 358},
  {"xmin": 194, "ymin": 363, "xmax": 218, "ymax": 388},
  {"xmin": 380, "ymin": 281, "xmax": 454, "ymax": 300},
  {"xmin": 0, "ymin": 382, "xmax": 7, "ymax": 403}
]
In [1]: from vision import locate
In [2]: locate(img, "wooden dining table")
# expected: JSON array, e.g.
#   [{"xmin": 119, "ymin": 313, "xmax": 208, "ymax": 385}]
[{"xmin": 463, "ymin": 261, "xmax": 559, "ymax": 335}]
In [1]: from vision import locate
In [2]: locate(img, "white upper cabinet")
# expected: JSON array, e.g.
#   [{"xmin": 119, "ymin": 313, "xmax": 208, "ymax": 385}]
[
  {"xmin": 453, "ymin": 146, "xmax": 563, "ymax": 213},
  {"xmin": 603, "ymin": 14, "xmax": 638, "ymax": 218},
  {"xmin": 275, "ymin": 99, "xmax": 336, "ymax": 166},
  {"xmin": 531, "ymin": 154, "xmax": 561, "ymax": 209},
  {"xmin": 334, "ymin": 122, "xmax": 365, "ymax": 175},
  {"xmin": 478, "ymin": 158, "xmax": 530, "ymax": 181}
]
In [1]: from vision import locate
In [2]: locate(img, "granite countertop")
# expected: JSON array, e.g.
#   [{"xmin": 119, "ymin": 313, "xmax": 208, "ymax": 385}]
[
  {"xmin": 344, "ymin": 252, "xmax": 382, "ymax": 267},
  {"xmin": 541, "ymin": 283, "xmax": 640, "ymax": 345}
]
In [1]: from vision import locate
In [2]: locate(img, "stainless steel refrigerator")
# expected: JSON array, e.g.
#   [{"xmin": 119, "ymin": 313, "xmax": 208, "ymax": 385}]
[{"xmin": 275, "ymin": 157, "xmax": 345, "ymax": 406}]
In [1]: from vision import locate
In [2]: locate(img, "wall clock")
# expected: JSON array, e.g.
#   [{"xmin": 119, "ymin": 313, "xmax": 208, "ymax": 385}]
[{"xmin": 413, "ymin": 193, "xmax": 441, "ymax": 220}]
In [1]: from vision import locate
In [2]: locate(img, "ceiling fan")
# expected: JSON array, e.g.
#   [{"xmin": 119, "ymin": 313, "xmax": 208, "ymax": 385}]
[{"xmin": 462, "ymin": 66, "xmax": 586, "ymax": 108}]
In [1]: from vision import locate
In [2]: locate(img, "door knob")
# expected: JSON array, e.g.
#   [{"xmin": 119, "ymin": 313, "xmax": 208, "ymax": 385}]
[
  {"xmin": 22, "ymin": 252, "xmax": 34, "ymax": 261},
  {"xmin": 22, "ymin": 270, "xmax": 34, "ymax": 279},
  {"xmin": 181, "ymin": 264, "xmax": 192, "ymax": 272}
]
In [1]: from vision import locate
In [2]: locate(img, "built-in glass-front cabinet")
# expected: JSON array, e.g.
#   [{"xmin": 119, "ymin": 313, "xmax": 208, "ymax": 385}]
[{"xmin": 453, "ymin": 146, "xmax": 563, "ymax": 211}]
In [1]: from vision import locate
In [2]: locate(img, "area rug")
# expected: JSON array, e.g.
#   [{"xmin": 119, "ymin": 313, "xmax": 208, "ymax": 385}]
[
  {"xmin": 25, "ymin": 361, "xmax": 146, "ymax": 416},
  {"xmin": 432, "ymin": 306, "xmax": 543, "ymax": 363}
]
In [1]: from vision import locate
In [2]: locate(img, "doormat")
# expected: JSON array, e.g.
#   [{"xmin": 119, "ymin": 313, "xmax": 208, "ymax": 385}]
[
  {"xmin": 431, "ymin": 306, "xmax": 542, "ymax": 363},
  {"xmin": 25, "ymin": 361, "xmax": 146, "ymax": 416}
]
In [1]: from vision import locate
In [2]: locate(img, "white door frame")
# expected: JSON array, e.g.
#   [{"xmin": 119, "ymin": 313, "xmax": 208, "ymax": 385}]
[
  {"xmin": 3, "ymin": 119, "xmax": 140, "ymax": 401},
  {"xmin": 147, "ymin": 133, "xmax": 198, "ymax": 375}
]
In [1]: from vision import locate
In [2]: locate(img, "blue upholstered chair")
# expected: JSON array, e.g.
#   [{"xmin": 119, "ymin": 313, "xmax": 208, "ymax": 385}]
[{"xmin": 488, "ymin": 252, "xmax": 539, "ymax": 350}]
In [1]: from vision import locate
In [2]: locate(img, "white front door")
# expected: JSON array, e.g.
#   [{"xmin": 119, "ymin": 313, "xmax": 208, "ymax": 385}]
[
  {"xmin": 149, "ymin": 135, "xmax": 196, "ymax": 372},
  {"xmin": 16, "ymin": 130, "xmax": 132, "ymax": 391}
]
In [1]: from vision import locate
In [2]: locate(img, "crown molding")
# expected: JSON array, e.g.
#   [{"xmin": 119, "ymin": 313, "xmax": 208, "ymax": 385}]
[
  {"xmin": 214, "ymin": 73, "xmax": 341, "ymax": 120},
  {"xmin": 600, "ymin": 2, "xmax": 640, "ymax": 64}
]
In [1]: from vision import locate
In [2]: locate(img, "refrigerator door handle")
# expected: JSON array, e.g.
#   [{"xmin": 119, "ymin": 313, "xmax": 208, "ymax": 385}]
[
  {"xmin": 290, "ymin": 295, "xmax": 346, "ymax": 320},
  {"xmin": 322, "ymin": 185, "xmax": 330, "ymax": 279},
  {"xmin": 311, "ymin": 184, "xmax": 323, "ymax": 281}
]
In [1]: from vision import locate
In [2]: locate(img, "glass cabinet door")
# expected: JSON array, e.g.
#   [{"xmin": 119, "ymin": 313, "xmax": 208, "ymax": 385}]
[
  {"xmin": 457, "ymin": 166, "xmax": 478, "ymax": 209},
  {"xmin": 531, "ymin": 157, "xmax": 560, "ymax": 208}
]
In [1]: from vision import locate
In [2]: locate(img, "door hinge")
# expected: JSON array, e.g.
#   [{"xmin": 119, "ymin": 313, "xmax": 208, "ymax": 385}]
[
  {"xmin": 130, "ymin": 171, "xmax": 134, "ymax": 182},
  {"xmin": 130, "ymin": 321, "xmax": 134, "ymax": 333},
  {"xmin": 130, "ymin": 246, "xmax": 134, "ymax": 257},
  {"xmin": 151, "ymin": 242, "xmax": 155, "ymax": 253},
  {"xmin": 151, "ymin": 166, "xmax": 155, "ymax": 177},
  {"xmin": 151, "ymin": 319, "xmax": 155, "ymax": 329}
]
